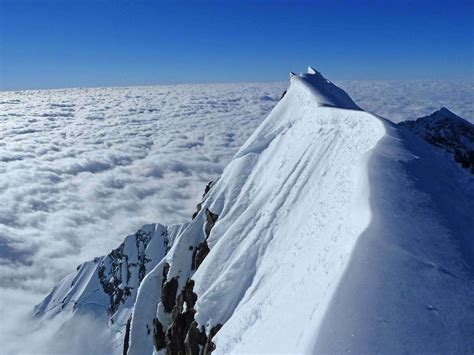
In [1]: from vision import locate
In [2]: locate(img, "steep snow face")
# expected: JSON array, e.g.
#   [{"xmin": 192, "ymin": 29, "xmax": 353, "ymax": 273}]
[
  {"xmin": 33, "ymin": 68, "xmax": 474, "ymax": 354},
  {"xmin": 399, "ymin": 107, "xmax": 474, "ymax": 172},
  {"xmin": 127, "ymin": 67, "xmax": 386, "ymax": 354},
  {"xmin": 314, "ymin": 119, "xmax": 474, "ymax": 353},
  {"xmin": 193, "ymin": 70, "xmax": 382, "ymax": 353},
  {"xmin": 128, "ymin": 67, "xmax": 473, "ymax": 354}
]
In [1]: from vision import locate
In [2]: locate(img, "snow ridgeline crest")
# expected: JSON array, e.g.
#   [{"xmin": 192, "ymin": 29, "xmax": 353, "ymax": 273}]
[
  {"xmin": 35, "ymin": 66, "xmax": 474, "ymax": 354},
  {"xmin": 289, "ymin": 66, "xmax": 361, "ymax": 110},
  {"xmin": 121, "ymin": 66, "xmax": 384, "ymax": 354},
  {"xmin": 37, "ymin": 67, "xmax": 386, "ymax": 355}
]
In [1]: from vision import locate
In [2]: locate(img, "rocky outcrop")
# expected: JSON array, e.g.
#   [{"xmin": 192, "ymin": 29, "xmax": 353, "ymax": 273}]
[
  {"xmin": 203, "ymin": 324, "xmax": 223, "ymax": 355},
  {"xmin": 192, "ymin": 181, "xmax": 214, "ymax": 219},
  {"xmin": 192, "ymin": 209, "xmax": 218, "ymax": 270},
  {"xmin": 98, "ymin": 228, "xmax": 153, "ymax": 315},
  {"xmin": 155, "ymin": 278, "xmax": 221, "ymax": 355},
  {"xmin": 161, "ymin": 277, "xmax": 179, "ymax": 313},
  {"xmin": 153, "ymin": 208, "xmax": 220, "ymax": 354},
  {"xmin": 123, "ymin": 315, "xmax": 132, "ymax": 355},
  {"xmin": 149, "ymin": 183, "xmax": 221, "ymax": 355},
  {"xmin": 152, "ymin": 318, "xmax": 166, "ymax": 351},
  {"xmin": 400, "ymin": 108, "xmax": 474, "ymax": 173},
  {"xmin": 204, "ymin": 209, "xmax": 218, "ymax": 238},
  {"xmin": 166, "ymin": 279, "xmax": 198, "ymax": 354},
  {"xmin": 35, "ymin": 222, "xmax": 175, "ymax": 355}
]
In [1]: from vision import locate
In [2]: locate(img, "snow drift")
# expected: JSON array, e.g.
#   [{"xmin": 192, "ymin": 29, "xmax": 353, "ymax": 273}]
[{"xmin": 36, "ymin": 67, "xmax": 474, "ymax": 354}]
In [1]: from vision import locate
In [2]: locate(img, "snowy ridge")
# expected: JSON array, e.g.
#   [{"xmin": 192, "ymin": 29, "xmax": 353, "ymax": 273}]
[
  {"xmin": 34, "ymin": 222, "xmax": 187, "ymax": 348},
  {"xmin": 292, "ymin": 66, "xmax": 361, "ymax": 110},
  {"xmin": 35, "ymin": 67, "xmax": 474, "ymax": 354},
  {"xmin": 127, "ymin": 67, "xmax": 386, "ymax": 354},
  {"xmin": 315, "ymin": 118, "xmax": 474, "ymax": 353}
]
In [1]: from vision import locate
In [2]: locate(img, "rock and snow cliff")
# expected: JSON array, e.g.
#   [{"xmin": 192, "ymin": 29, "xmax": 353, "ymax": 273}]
[
  {"xmin": 35, "ymin": 67, "xmax": 474, "ymax": 354},
  {"xmin": 400, "ymin": 107, "xmax": 474, "ymax": 173}
]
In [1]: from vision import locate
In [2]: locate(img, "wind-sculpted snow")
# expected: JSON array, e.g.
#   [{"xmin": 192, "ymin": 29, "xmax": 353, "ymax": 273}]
[
  {"xmin": 0, "ymin": 83, "xmax": 283, "ymax": 354},
  {"xmin": 314, "ymin": 120, "xmax": 474, "ymax": 353},
  {"xmin": 128, "ymin": 69, "xmax": 473, "ymax": 354},
  {"xmin": 1, "ymin": 77, "xmax": 473, "ymax": 353},
  {"xmin": 127, "ymin": 68, "xmax": 386, "ymax": 354}
]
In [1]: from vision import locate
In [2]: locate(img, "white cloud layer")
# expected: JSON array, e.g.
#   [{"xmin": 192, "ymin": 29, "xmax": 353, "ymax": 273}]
[
  {"xmin": 0, "ymin": 80, "xmax": 472, "ymax": 353},
  {"xmin": 338, "ymin": 80, "xmax": 473, "ymax": 123}
]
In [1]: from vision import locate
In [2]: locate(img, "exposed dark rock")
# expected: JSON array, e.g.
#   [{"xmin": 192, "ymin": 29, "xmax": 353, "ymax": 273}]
[
  {"xmin": 192, "ymin": 241, "xmax": 210, "ymax": 271},
  {"xmin": 123, "ymin": 314, "xmax": 132, "ymax": 355},
  {"xmin": 166, "ymin": 279, "xmax": 198, "ymax": 354},
  {"xmin": 153, "ymin": 277, "xmax": 222, "ymax": 355},
  {"xmin": 181, "ymin": 279, "xmax": 198, "ymax": 309},
  {"xmin": 192, "ymin": 181, "xmax": 214, "ymax": 219},
  {"xmin": 203, "ymin": 324, "xmax": 223, "ymax": 355},
  {"xmin": 280, "ymin": 90, "xmax": 287, "ymax": 100},
  {"xmin": 400, "ymin": 108, "xmax": 474, "ymax": 173},
  {"xmin": 135, "ymin": 229, "xmax": 152, "ymax": 283},
  {"xmin": 162, "ymin": 277, "xmax": 179, "ymax": 313},
  {"xmin": 162, "ymin": 262, "xmax": 170, "ymax": 287},
  {"xmin": 166, "ymin": 309, "xmax": 187, "ymax": 354},
  {"xmin": 152, "ymin": 192, "xmax": 222, "ymax": 354},
  {"xmin": 192, "ymin": 202, "xmax": 202, "ymax": 220},
  {"xmin": 98, "ymin": 228, "xmax": 153, "ymax": 315},
  {"xmin": 191, "ymin": 209, "xmax": 218, "ymax": 270},
  {"xmin": 204, "ymin": 209, "xmax": 218, "ymax": 238},
  {"xmin": 153, "ymin": 318, "xmax": 167, "ymax": 351},
  {"xmin": 202, "ymin": 181, "xmax": 213, "ymax": 198},
  {"xmin": 184, "ymin": 321, "xmax": 206, "ymax": 355}
]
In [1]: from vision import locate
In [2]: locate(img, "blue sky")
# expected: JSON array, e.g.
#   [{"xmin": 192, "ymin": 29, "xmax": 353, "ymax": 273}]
[{"xmin": 1, "ymin": 0, "xmax": 473, "ymax": 90}]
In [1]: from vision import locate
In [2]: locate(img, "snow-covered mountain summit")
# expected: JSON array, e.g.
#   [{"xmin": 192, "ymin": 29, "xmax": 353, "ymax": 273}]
[
  {"xmin": 35, "ymin": 67, "xmax": 474, "ymax": 354},
  {"xmin": 289, "ymin": 66, "xmax": 361, "ymax": 110}
]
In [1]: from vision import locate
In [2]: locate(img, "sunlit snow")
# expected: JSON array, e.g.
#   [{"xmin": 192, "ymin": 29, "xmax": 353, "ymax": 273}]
[{"xmin": 0, "ymin": 79, "xmax": 472, "ymax": 353}]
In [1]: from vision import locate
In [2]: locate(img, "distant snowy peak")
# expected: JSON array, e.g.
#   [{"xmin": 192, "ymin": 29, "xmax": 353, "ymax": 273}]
[
  {"xmin": 400, "ymin": 107, "xmax": 474, "ymax": 172},
  {"xmin": 34, "ymin": 222, "xmax": 187, "ymax": 326}
]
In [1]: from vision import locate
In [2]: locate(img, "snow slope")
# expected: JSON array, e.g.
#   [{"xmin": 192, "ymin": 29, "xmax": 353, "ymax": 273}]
[
  {"xmin": 35, "ymin": 67, "xmax": 474, "ymax": 354},
  {"xmin": 315, "ymin": 118, "xmax": 474, "ymax": 353},
  {"xmin": 3, "ymin": 80, "xmax": 472, "ymax": 355},
  {"xmin": 0, "ymin": 83, "xmax": 284, "ymax": 354},
  {"xmin": 128, "ymin": 67, "xmax": 473, "ymax": 354}
]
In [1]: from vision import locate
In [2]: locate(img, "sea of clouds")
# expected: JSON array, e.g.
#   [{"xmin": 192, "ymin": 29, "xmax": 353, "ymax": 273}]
[{"xmin": 0, "ymin": 79, "xmax": 472, "ymax": 353}]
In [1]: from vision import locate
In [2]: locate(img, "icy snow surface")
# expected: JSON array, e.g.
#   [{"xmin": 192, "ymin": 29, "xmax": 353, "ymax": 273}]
[
  {"xmin": 0, "ymin": 83, "xmax": 283, "ymax": 354},
  {"xmin": 127, "ymin": 69, "xmax": 473, "ymax": 354},
  {"xmin": 1, "ymin": 77, "xmax": 473, "ymax": 354}
]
